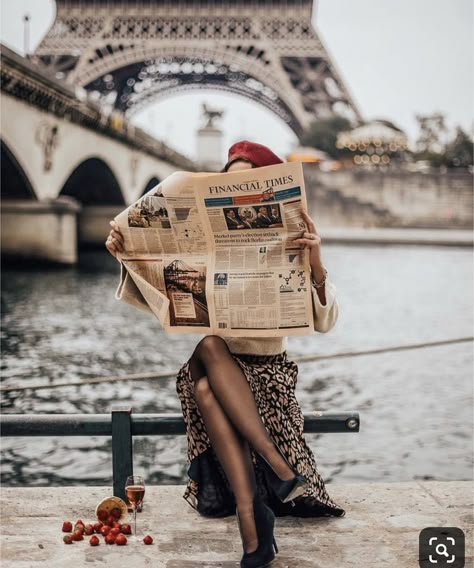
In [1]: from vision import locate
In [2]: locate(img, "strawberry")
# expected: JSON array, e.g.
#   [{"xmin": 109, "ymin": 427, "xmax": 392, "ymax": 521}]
[
  {"xmin": 115, "ymin": 534, "xmax": 127, "ymax": 546},
  {"xmin": 110, "ymin": 527, "xmax": 121, "ymax": 537},
  {"xmin": 106, "ymin": 515, "xmax": 115, "ymax": 527},
  {"xmin": 72, "ymin": 530, "xmax": 84, "ymax": 541},
  {"xmin": 121, "ymin": 524, "xmax": 131, "ymax": 535},
  {"xmin": 110, "ymin": 507, "xmax": 122, "ymax": 519},
  {"xmin": 73, "ymin": 524, "xmax": 84, "ymax": 534},
  {"xmin": 112, "ymin": 521, "xmax": 121, "ymax": 529},
  {"xmin": 84, "ymin": 524, "xmax": 95, "ymax": 536},
  {"xmin": 100, "ymin": 525, "xmax": 111, "ymax": 537},
  {"xmin": 93, "ymin": 522, "xmax": 103, "ymax": 533},
  {"xmin": 62, "ymin": 521, "xmax": 73, "ymax": 532},
  {"xmin": 89, "ymin": 535, "xmax": 100, "ymax": 546},
  {"xmin": 97, "ymin": 509, "xmax": 108, "ymax": 522},
  {"xmin": 143, "ymin": 535, "xmax": 153, "ymax": 545},
  {"xmin": 75, "ymin": 519, "xmax": 85, "ymax": 527},
  {"xmin": 105, "ymin": 534, "xmax": 116, "ymax": 545},
  {"xmin": 63, "ymin": 534, "xmax": 73, "ymax": 544}
]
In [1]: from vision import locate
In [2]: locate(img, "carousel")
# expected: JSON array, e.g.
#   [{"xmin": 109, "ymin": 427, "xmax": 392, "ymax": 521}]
[{"xmin": 336, "ymin": 119, "xmax": 408, "ymax": 168}]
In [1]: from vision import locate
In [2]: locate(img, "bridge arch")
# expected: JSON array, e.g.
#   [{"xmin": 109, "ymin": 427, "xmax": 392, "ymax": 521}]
[
  {"xmin": 80, "ymin": 45, "xmax": 305, "ymax": 135},
  {"xmin": 142, "ymin": 176, "xmax": 161, "ymax": 196},
  {"xmin": 0, "ymin": 140, "xmax": 37, "ymax": 200},
  {"xmin": 60, "ymin": 157, "xmax": 125, "ymax": 205}
]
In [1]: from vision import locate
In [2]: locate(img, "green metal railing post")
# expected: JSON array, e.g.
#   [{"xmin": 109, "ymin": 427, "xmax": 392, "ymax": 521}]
[{"xmin": 112, "ymin": 408, "xmax": 133, "ymax": 501}]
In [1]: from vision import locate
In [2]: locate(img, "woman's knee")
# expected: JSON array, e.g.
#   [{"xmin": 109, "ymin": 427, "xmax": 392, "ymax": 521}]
[
  {"xmin": 194, "ymin": 335, "xmax": 229, "ymax": 363},
  {"xmin": 193, "ymin": 375, "xmax": 213, "ymax": 403}
]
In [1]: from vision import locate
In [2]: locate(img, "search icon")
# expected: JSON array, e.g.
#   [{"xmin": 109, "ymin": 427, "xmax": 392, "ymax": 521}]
[{"xmin": 435, "ymin": 543, "xmax": 449, "ymax": 557}]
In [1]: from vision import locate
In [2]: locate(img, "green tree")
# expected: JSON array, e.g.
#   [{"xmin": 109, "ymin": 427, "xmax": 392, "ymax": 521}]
[
  {"xmin": 300, "ymin": 115, "xmax": 352, "ymax": 159},
  {"xmin": 415, "ymin": 112, "xmax": 448, "ymax": 154},
  {"xmin": 444, "ymin": 127, "xmax": 473, "ymax": 168}
]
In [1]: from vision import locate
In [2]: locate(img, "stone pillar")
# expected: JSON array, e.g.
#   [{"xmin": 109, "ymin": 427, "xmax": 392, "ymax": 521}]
[
  {"xmin": 196, "ymin": 126, "xmax": 223, "ymax": 172},
  {"xmin": 1, "ymin": 197, "xmax": 81, "ymax": 264},
  {"xmin": 78, "ymin": 205, "xmax": 124, "ymax": 247}
]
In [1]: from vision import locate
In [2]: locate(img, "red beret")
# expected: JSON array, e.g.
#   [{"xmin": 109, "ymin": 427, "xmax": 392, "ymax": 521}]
[{"xmin": 225, "ymin": 140, "xmax": 284, "ymax": 170}]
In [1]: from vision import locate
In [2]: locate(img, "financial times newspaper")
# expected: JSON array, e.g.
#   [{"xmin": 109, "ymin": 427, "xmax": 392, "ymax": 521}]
[{"xmin": 114, "ymin": 161, "xmax": 315, "ymax": 336}]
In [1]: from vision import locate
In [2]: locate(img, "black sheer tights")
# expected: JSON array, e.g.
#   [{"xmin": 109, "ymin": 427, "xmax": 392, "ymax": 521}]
[{"xmin": 189, "ymin": 336, "xmax": 294, "ymax": 553}]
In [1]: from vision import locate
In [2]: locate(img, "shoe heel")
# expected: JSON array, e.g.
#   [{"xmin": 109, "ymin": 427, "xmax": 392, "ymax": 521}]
[{"xmin": 272, "ymin": 537, "xmax": 279, "ymax": 554}]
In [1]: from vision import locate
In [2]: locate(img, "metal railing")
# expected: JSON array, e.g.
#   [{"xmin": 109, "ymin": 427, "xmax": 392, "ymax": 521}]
[{"xmin": 0, "ymin": 409, "xmax": 360, "ymax": 501}]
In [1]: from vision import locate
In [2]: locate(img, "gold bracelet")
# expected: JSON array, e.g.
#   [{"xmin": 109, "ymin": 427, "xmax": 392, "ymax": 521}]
[{"xmin": 311, "ymin": 268, "xmax": 327, "ymax": 289}]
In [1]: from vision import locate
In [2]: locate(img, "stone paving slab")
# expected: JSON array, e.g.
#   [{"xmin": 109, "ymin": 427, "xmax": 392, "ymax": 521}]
[{"xmin": 0, "ymin": 482, "xmax": 472, "ymax": 567}]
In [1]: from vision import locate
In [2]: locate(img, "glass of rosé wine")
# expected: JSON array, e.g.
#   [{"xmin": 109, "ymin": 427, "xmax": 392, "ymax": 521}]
[{"xmin": 125, "ymin": 475, "xmax": 145, "ymax": 541}]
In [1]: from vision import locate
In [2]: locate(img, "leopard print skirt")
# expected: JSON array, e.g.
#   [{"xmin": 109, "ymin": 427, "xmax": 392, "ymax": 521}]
[{"xmin": 175, "ymin": 350, "xmax": 346, "ymax": 518}]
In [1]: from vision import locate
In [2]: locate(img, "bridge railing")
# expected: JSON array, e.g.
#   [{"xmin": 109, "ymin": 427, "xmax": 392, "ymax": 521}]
[{"xmin": 0, "ymin": 409, "xmax": 360, "ymax": 501}]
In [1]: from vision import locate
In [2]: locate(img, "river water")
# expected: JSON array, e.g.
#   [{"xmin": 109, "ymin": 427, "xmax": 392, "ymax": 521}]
[{"xmin": 1, "ymin": 243, "xmax": 472, "ymax": 487}]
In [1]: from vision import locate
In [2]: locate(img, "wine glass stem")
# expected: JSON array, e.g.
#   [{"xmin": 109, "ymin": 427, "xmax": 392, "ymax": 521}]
[{"xmin": 133, "ymin": 506, "xmax": 137, "ymax": 537}]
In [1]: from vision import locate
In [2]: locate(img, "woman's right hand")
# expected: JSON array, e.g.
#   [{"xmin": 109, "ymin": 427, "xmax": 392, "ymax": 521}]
[{"xmin": 105, "ymin": 220, "xmax": 124, "ymax": 260}]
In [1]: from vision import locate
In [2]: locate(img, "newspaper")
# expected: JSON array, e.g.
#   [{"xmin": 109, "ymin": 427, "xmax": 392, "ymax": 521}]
[{"xmin": 114, "ymin": 161, "xmax": 315, "ymax": 337}]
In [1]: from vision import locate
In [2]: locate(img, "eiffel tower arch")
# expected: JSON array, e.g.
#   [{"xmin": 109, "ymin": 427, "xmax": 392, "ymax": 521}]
[{"xmin": 35, "ymin": 1, "xmax": 363, "ymax": 138}]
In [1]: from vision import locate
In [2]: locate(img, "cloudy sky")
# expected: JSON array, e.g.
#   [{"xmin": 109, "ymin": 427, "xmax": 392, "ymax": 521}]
[{"xmin": 1, "ymin": 0, "xmax": 472, "ymax": 160}]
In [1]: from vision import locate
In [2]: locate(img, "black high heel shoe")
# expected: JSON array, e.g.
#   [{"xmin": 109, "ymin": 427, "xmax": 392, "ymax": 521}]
[
  {"xmin": 257, "ymin": 443, "xmax": 309, "ymax": 503},
  {"xmin": 236, "ymin": 494, "xmax": 279, "ymax": 568}
]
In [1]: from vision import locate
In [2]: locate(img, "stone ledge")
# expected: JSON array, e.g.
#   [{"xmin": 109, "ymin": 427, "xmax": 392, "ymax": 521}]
[
  {"xmin": 1, "ymin": 197, "xmax": 81, "ymax": 213},
  {"xmin": 320, "ymin": 227, "xmax": 473, "ymax": 246},
  {"xmin": 0, "ymin": 481, "xmax": 472, "ymax": 567}
]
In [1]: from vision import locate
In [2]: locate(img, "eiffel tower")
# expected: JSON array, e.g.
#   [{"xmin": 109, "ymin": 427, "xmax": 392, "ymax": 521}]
[{"xmin": 34, "ymin": 0, "xmax": 362, "ymax": 137}]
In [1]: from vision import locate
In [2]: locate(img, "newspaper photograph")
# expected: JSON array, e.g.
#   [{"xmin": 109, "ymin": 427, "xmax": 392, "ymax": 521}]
[{"xmin": 114, "ymin": 161, "xmax": 315, "ymax": 337}]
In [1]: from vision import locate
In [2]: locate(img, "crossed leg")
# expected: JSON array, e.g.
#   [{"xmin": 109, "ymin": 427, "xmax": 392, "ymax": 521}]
[
  {"xmin": 189, "ymin": 335, "xmax": 295, "ymax": 553},
  {"xmin": 193, "ymin": 376, "xmax": 259, "ymax": 553}
]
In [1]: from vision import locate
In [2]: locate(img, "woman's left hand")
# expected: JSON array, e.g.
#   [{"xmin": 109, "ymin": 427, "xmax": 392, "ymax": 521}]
[
  {"xmin": 294, "ymin": 210, "xmax": 327, "ymax": 303},
  {"xmin": 293, "ymin": 210, "xmax": 324, "ymax": 271}
]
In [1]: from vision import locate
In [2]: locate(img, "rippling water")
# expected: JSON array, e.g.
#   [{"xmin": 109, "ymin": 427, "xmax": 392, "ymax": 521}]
[{"xmin": 1, "ymin": 244, "xmax": 472, "ymax": 486}]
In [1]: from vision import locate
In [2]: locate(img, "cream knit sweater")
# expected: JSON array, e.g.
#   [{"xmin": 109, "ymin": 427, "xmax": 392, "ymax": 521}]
[{"xmin": 221, "ymin": 274, "xmax": 339, "ymax": 355}]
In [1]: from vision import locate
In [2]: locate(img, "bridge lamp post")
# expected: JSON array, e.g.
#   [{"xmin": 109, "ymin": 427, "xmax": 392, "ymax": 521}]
[{"xmin": 23, "ymin": 14, "xmax": 30, "ymax": 57}]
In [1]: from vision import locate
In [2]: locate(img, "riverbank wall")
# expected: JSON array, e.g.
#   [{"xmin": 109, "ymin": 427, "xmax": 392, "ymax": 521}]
[{"xmin": 304, "ymin": 167, "xmax": 473, "ymax": 230}]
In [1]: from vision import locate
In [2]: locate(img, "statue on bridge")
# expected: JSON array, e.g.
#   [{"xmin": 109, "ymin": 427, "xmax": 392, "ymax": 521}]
[{"xmin": 201, "ymin": 103, "xmax": 224, "ymax": 129}]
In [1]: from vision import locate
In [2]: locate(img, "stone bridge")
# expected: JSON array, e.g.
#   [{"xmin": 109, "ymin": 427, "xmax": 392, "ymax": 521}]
[{"xmin": 1, "ymin": 44, "xmax": 196, "ymax": 263}]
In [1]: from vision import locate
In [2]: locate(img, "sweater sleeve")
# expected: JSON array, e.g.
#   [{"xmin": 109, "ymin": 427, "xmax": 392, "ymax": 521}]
[
  {"xmin": 115, "ymin": 261, "xmax": 153, "ymax": 314},
  {"xmin": 311, "ymin": 274, "xmax": 339, "ymax": 333}
]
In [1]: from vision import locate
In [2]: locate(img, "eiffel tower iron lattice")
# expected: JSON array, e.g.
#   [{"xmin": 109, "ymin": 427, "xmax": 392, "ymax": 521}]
[{"xmin": 34, "ymin": 0, "xmax": 363, "ymax": 137}]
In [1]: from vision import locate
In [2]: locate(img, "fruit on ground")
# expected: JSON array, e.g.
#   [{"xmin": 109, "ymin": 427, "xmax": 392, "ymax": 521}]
[
  {"xmin": 100, "ymin": 525, "xmax": 111, "ymax": 537},
  {"xmin": 143, "ymin": 535, "xmax": 153, "ymax": 545},
  {"xmin": 105, "ymin": 534, "xmax": 116, "ymax": 545},
  {"xmin": 62, "ymin": 521, "xmax": 73, "ymax": 532},
  {"xmin": 63, "ymin": 534, "xmax": 73, "ymax": 544},
  {"xmin": 72, "ymin": 530, "xmax": 84, "ymax": 541},
  {"xmin": 121, "ymin": 524, "xmax": 131, "ymax": 535},
  {"xmin": 115, "ymin": 534, "xmax": 127, "ymax": 546},
  {"xmin": 89, "ymin": 535, "xmax": 100, "ymax": 546}
]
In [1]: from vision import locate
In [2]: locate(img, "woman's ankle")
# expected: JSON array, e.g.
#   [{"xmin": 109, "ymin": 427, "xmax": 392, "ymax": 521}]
[
  {"xmin": 260, "ymin": 444, "xmax": 294, "ymax": 481},
  {"xmin": 236, "ymin": 507, "xmax": 258, "ymax": 554}
]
